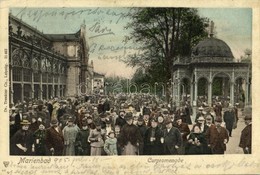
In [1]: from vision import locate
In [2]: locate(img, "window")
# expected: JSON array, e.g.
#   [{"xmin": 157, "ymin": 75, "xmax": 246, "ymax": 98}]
[{"xmin": 13, "ymin": 67, "xmax": 22, "ymax": 81}]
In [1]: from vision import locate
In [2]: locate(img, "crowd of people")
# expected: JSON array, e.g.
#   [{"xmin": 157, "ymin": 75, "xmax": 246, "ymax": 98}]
[{"xmin": 9, "ymin": 93, "xmax": 252, "ymax": 156}]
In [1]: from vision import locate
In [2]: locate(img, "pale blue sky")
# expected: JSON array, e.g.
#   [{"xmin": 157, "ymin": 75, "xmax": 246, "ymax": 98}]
[{"xmin": 11, "ymin": 7, "xmax": 252, "ymax": 78}]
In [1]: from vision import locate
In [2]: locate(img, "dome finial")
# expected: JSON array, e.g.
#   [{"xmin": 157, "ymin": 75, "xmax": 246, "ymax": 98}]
[{"xmin": 209, "ymin": 21, "xmax": 214, "ymax": 38}]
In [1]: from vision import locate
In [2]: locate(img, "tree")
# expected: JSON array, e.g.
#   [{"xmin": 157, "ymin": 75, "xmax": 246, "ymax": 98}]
[{"xmin": 124, "ymin": 8, "xmax": 209, "ymax": 101}]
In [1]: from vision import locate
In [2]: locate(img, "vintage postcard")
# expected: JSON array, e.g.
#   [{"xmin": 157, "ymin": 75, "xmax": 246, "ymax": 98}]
[{"xmin": 0, "ymin": 0, "xmax": 259, "ymax": 174}]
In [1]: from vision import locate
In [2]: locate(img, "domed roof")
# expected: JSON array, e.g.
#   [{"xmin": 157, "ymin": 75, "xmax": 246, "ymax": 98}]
[{"xmin": 192, "ymin": 37, "xmax": 234, "ymax": 59}]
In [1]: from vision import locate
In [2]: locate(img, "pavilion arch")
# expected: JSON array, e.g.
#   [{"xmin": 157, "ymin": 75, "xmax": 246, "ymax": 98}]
[
  {"xmin": 197, "ymin": 77, "xmax": 208, "ymax": 106},
  {"xmin": 212, "ymin": 72, "xmax": 231, "ymax": 107},
  {"xmin": 234, "ymin": 76, "xmax": 247, "ymax": 105},
  {"xmin": 180, "ymin": 77, "xmax": 191, "ymax": 102}
]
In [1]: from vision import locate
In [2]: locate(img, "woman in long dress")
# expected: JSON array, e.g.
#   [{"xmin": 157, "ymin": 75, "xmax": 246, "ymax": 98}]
[{"xmin": 62, "ymin": 117, "xmax": 80, "ymax": 155}]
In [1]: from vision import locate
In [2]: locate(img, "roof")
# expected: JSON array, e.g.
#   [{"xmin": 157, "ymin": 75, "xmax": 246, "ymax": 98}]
[
  {"xmin": 94, "ymin": 72, "xmax": 105, "ymax": 77},
  {"xmin": 192, "ymin": 37, "xmax": 234, "ymax": 59},
  {"xmin": 46, "ymin": 30, "xmax": 80, "ymax": 41}
]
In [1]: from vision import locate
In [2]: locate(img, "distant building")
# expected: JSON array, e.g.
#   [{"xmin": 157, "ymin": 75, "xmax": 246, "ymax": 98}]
[
  {"xmin": 9, "ymin": 14, "xmax": 99, "ymax": 104},
  {"xmin": 92, "ymin": 71, "xmax": 105, "ymax": 95}
]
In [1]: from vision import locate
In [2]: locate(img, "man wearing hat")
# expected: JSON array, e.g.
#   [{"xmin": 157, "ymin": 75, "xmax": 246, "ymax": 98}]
[
  {"xmin": 10, "ymin": 120, "xmax": 34, "ymax": 155},
  {"xmin": 14, "ymin": 109, "xmax": 23, "ymax": 133},
  {"xmin": 75, "ymin": 118, "xmax": 91, "ymax": 155},
  {"xmin": 174, "ymin": 115, "xmax": 190, "ymax": 155},
  {"xmin": 206, "ymin": 118, "xmax": 229, "ymax": 154},
  {"xmin": 239, "ymin": 115, "xmax": 252, "ymax": 154},
  {"xmin": 118, "ymin": 113, "xmax": 143, "ymax": 155},
  {"xmin": 195, "ymin": 106, "xmax": 204, "ymax": 123},
  {"xmin": 115, "ymin": 110, "xmax": 126, "ymax": 129},
  {"xmin": 223, "ymin": 107, "xmax": 235, "ymax": 137},
  {"xmin": 45, "ymin": 119, "xmax": 64, "ymax": 155},
  {"xmin": 161, "ymin": 118, "xmax": 182, "ymax": 155},
  {"xmin": 144, "ymin": 117, "xmax": 163, "ymax": 155},
  {"xmin": 137, "ymin": 115, "xmax": 147, "ymax": 155}
]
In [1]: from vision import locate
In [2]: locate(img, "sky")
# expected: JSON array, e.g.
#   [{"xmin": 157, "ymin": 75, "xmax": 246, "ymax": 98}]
[{"xmin": 10, "ymin": 7, "xmax": 252, "ymax": 78}]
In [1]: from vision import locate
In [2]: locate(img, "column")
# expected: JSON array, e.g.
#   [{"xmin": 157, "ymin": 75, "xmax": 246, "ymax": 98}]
[
  {"xmin": 31, "ymin": 70, "xmax": 34, "ymax": 99},
  {"xmin": 194, "ymin": 81, "xmax": 198, "ymax": 106},
  {"xmin": 194, "ymin": 69, "xmax": 198, "ymax": 107},
  {"xmin": 39, "ymin": 71, "xmax": 43, "ymax": 100},
  {"xmin": 190, "ymin": 80, "xmax": 194, "ymax": 105},
  {"xmin": 21, "ymin": 84, "xmax": 24, "ymax": 102},
  {"xmin": 230, "ymin": 68, "xmax": 235, "ymax": 106},
  {"xmin": 10, "ymin": 66, "xmax": 14, "ymax": 104},
  {"xmin": 208, "ymin": 69, "xmax": 212, "ymax": 107},
  {"xmin": 46, "ymin": 83, "xmax": 49, "ymax": 100},
  {"xmin": 21, "ymin": 68, "xmax": 24, "ymax": 102},
  {"xmin": 245, "ymin": 81, "xmax": 249, "ymax": 106},
  {"xmin": 208, "ymin": 81, "xmax": 212, "ymax": 107},
  {"xmin": 52, "ymin": 73, "xmax": 55, "ymax": 97},
  {"xmin": 230, "ymin": 81, "xmax": 234, "ymax": 106}
]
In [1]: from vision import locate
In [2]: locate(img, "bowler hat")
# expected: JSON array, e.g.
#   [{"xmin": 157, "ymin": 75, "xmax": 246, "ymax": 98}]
[
  {"xmin": 124, "ymin": 113, "xmax": 133, "ymax": 121},
  {"xmin": 175, "ymin": 115, "xmax": 182, "ymax": 121},
  {"xmin": 244, "ymin": 115, "xmax": 252, "ymax": 121},
  {"xmin": 197, "ymin": 116, "xmax": 205, "ymax": 121},
  {"xmin": 20, "ymin": 120, "xmax": 31, "ymax": 125},
  {"xmin": 150, "ymin": 117, "xmax": 158, "ymax": 123},
  {"xmin": 51, "ymin": 119, "xmax": 58, "ymax": 125},
  {"xmin": 215, "ymin": 117, "xmax": 222, "ymax": 122},
  {"xmin": 137, "ymin": 116, "xmax": 144, "ymax": 122},
  {"xmin": 164, "ymin": 118, "xmax": 172, "ymax": 125}
]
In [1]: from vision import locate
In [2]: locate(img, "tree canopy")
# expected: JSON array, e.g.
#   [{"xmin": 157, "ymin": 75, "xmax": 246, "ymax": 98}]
[{"xmin": 124, "ymin": 8, "xmax": 209, "ymax": 100}]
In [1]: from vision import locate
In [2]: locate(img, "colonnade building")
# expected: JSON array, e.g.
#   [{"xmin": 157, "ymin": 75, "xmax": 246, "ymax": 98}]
[{"xmin": 9, "ymin": 14, "xmax": 94, "ymax": 104}]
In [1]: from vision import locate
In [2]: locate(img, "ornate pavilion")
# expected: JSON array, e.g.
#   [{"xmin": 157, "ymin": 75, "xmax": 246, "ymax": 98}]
[{"xmin": 171, "ymin": 25, "xmax": 252, "ymax": 109}]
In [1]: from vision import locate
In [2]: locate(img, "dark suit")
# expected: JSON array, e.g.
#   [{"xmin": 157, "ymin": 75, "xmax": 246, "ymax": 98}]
[
  {"xmin": 239, "ymin": 124, "xmax": 252, "ymax": 154},
  {"xmin": 206, "ymin": 125, "xmax": 229, "ymax": 154},
  {"xmin": 14, "ymin": 113, "xmax": 23, "ymax": 132},
  {"xmin": 144, "ymin": 126, "xmax": 163, "ymax": 155},
  {"xmin": 45, "ymin": 126, "xmax": 64, "ymax": 155},
  {"xmin": 162, "ymin": 127, "xmax": 182, "ymax": 155},
  {"xmin": 223, "ymin": 111, "xmax": 235, "ymax": 136},
  {"xmin": 174, "ymin": 122, "xmax": 190, "ymax": 154}
]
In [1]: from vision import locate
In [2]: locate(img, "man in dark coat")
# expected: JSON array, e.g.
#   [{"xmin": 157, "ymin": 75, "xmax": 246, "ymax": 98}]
[
  {"xmin": 45, "ymin": 119, "xmax": 64, "ymax": 155},
  {"xmin": 115, "ymin": 110, "xmax": 126, "ymax": 129},
  {"xmin": 144, "ymin": 118, "xmax": 163, "ymax": 155},
  {"xmin": 174, "ymin": 116, "xmax": 190, "ymax": 155},
  {"xmin": 223, "ymin": 107, "xmax": 235, "ymax": 137},
  {"xmin": 239, "ymin": 115, "xmax": 252, "ymax": 154},
  {"xmin": 75, "ymin": 118, "xmax": 91, "ymax": 155},
  {"xmin": 118, "ymin": 113, "xmax": 143, "ymax": 155},
  {"xmin": 14, "ymin": 109, "xmax": 23, "ymax": 133},
  {"xmin": 161, "ymin": 118, "xmax": 182, "ymax": 155},
  {"xmin": 206, "ymin": 118, "xmax": 229, "ymax": 154},
  {"xmin": 137, "ymin": 116, "xmax": 147, "ymax": 155},
  {"xmin": 10, "ymin": 120, "xmax": 34, "ymax": 155}
]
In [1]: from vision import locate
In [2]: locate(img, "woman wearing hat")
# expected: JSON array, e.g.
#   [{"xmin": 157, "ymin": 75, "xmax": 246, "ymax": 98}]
[
  {"xmin": 33, "ymin": 122, "xmax": 47, "ymax": 155},
  {"xmin": 88, "ymin": 121, "xmax": 105, "ymax": 156},
  {"xmin": 186, "ymin": 124, "xmax": 206, "ymax": 155},
  {"xmin": 62, "ymin": 117, "xmax": 80, "ymax": 155},
  {"xmin": 10, "ymin": 120, "xmax": 34, "ymax": 155},
  {"xmin": 104, "ymin": 130, "xmax": 118, "ymax": 155},
  {"xmin": 117, "ymin": 113, "xmax": 143, "ymax": 155},
  {"xmin": 143, "ymin": 117, "xmax": 163, "ymax": 155}
]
